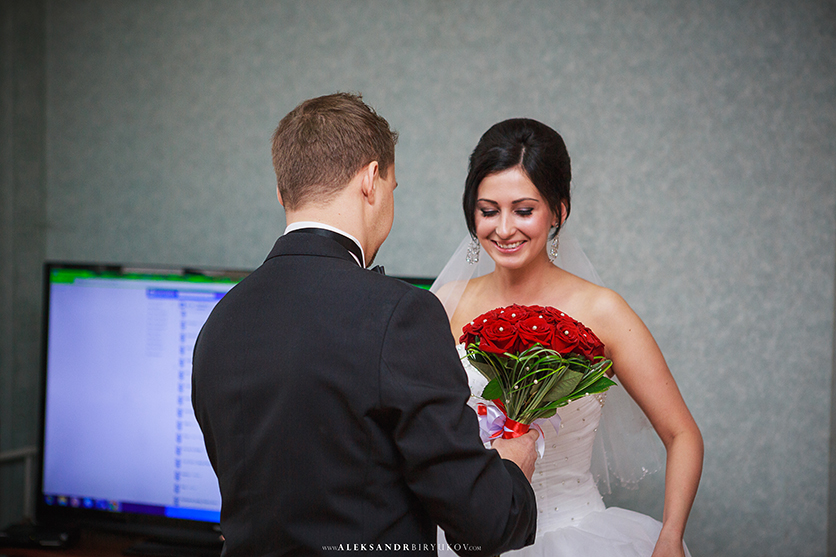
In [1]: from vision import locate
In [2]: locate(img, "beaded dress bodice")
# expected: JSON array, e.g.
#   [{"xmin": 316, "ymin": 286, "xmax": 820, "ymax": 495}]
[{"xmin": 528, "ymin": 394, "xmax": 606, "ymax": 533}]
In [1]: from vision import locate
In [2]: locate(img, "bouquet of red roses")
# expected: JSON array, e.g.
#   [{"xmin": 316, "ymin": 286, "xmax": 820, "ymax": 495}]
[{"xmin": 460, "ymin": 304, "xmax": 615, "ymax": 439}]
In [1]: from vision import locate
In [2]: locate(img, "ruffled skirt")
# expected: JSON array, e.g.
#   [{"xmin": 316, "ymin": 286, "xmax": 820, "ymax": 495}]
[
  {"xmin": 505, "ymin": 507, "xmax": 690, "ymax": 557},
  {"xmin": 438, "ymin": 506, "xmax": 690, "ymax": 557}
]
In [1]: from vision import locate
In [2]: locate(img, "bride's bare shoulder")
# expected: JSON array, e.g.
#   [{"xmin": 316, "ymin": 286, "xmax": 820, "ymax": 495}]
[
  {"xmin": 432, "ymin": 277, "xmax": 488, "ymax": 311},
  {"xmin": 457, "ymin": 275, "xmax": 495, "ymax": 307},
  {"xmin": 432, "ymin": 279, "xmax": 463, "ymax": 300},
  {"xmin": 554, "ymin": 268, "xmax": 630, "ymax": 322}
]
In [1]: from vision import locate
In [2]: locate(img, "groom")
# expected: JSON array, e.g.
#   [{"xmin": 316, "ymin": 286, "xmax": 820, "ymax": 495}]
[{"xmin": 192, "ymin": 93, "xmax": 538, "ymax": 556}]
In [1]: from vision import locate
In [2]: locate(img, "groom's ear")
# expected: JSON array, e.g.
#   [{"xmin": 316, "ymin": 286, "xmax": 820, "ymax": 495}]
[{"xmin": 359, "ymin": 161, "xmax": 380, "ymax": 204}]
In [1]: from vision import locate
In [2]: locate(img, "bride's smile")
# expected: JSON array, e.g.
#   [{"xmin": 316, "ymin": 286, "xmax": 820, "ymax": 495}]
[
  {"xmin": 475, "ymin": 166, "xmax": 557, "ymax": 269},
  {"xmin": 495, "ymin": 240, "xmax": 524, "ymax": 250}
]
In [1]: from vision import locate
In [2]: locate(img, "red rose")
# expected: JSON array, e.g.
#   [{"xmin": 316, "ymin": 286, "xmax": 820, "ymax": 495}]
[
  {"xmin": 549, "ymin": 318, "xmax": 583, "ymax": 355},
  {"xmin": 576, "ymin": 323, "xmax": 606, "ymax": 360},
  {"xmin": 481, "ymin": 307, "xmax": 506, "ymax": 321},
  {"xmin": 459, "ymin": 307, "xmax": 504, "ymax": 344},
  {"xmin": 540, "ymin": 306, "xmax": 568, "ymax": 324},
  {"xmin": 587, "ymin": 343, "xmax": 606, "ymax": 361},
  {"xmin": 478, "ymin": 318, "xmax": 520, "ymax": 354},
  {"xmin": 516, "ymin": 315, "xmax": 554, "ymax": 349},
  {"xmin": 526, "ymin": 305, "xmax": 547, "ymax": 318},
  {"xmin": 498, "ymin": 304, "xmax": 534, "ymax": 322},
  {"xmin": 459, "ymin": 320, "xmax": 480, "ymax": 345}
]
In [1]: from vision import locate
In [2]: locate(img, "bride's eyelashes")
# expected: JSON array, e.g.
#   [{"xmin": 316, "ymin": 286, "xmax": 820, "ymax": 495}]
[{"xmin": 477, "ymin": 207, "xmax": 536, "ymax": 218}]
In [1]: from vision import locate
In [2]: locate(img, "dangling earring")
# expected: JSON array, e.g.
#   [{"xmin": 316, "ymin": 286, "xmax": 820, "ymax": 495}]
[
  {"xmin": 548, "ymin": 234, "xmax": 559, "ymax": 260},
  {"xmin": 466, "ymin": 237, "xmax": 481, "ymax": 265}
]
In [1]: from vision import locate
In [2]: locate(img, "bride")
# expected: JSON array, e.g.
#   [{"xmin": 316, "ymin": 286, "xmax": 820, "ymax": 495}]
[{"xmin": 432, "ymin": 119, "xmax": 703, "ymax": 557}]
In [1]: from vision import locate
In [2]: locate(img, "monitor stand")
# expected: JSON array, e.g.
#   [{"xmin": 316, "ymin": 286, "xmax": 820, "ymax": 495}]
[{"xmin": 0, "ymin": 522, "xmax": 79, "ymax": 549}]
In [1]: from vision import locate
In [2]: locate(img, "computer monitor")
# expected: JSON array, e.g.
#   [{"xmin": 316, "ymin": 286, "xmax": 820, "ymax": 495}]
[
  {"xmin": 36, "ymin": 262, "xmax": 249, "ymax": 543},
  {"xmin": 35, "ymin": 261, "xmax": 436, "ymax": 546}
]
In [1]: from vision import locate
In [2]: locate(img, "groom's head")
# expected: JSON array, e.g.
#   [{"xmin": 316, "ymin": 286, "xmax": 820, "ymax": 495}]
[{"xmin": 272, "ymin": 93, "xmax": 398, "ymax": 211}]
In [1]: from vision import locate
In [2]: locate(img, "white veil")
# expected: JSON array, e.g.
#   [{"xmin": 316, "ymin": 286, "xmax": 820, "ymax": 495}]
[{"xmin": 430, "ymin": 223, "xmax": 664, "ymax": 492}]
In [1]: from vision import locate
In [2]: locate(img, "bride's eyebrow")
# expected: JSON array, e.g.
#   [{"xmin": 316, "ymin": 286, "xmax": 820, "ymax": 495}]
[
  {"xmin": 476, "ymin": 198, "xmax": 540, "ymax": 205},
  {"xmin": 511, "ymin": 198, "xmax": 539, "ymax": 204}
]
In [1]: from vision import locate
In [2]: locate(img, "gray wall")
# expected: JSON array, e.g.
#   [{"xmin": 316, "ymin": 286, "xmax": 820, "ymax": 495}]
[
  {"xmin": 1, "ymin": 0, "xmax": 47, "ymax": 530},
  {"xmin": 2, "ymin": 1, "xmax": 834, "ymax": 556}
]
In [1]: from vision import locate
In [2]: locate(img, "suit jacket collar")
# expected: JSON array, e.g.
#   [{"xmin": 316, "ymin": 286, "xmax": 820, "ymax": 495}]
[
  {"xmin": 265, "ymin": 232, "xmax": 360, "ymax": 267},
  {"xmin": 284, "ymin": 222, "xmax": 365, "ymax": 266}
]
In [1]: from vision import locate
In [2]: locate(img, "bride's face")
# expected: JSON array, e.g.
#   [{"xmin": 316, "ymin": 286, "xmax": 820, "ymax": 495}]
[{"xmin": 474, "ymin": 167, "xmax": 557, "ymax": 270}]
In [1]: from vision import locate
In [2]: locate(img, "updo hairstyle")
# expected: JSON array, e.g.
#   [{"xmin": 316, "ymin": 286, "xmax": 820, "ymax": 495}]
[{"xmin": 462, "ymin": 118, "xmax": 572, "ymax": 240}]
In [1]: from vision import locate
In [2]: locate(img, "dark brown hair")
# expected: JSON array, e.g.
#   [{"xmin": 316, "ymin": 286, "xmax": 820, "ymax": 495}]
[
  {"xmin": 463, "ymin": 118, "xmax": 571, "ymax": 239},
  {"xmin": 272, "ymin": 93, "xmax": 398, "ymax": 210}
]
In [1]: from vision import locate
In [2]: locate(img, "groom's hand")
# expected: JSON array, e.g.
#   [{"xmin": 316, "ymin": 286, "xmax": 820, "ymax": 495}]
[{"xmin": 492, "ymin": 429, "xmax": 539, "ymax": 481}]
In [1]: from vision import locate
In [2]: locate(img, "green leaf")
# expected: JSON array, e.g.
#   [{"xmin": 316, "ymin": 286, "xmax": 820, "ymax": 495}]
[
  {"xmin": 538, "ymin": 398, "xmax": 570, "ymax": 411},
  {"xmin": 481, "ymin": 378, "xmax": 503, "ymax": 400},
  {"xmin": 540, "ymin": 370, "xmax": 584, "ymax": 402},
  {"xmin": 578, "ymin": 376, "xmax": 617, "ymax": 395},
  {"xmin": 468, "ymin": 358, "xmax": 499, "ymax": 381},
  {"xmin": 529, "ymin": 408, "xmax": 557, "ymax": 420},
  {"xmin": 573, "ymin": 369, "xmax": 604, "ymax": 394},
  {"xmin": 573, "ymin": 360, "xmax": 613, "ymax": 393}
]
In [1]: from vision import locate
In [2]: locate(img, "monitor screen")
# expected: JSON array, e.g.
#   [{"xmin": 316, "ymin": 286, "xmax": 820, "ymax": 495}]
[
  {"xmin": 36, "ymin": 262, "xmax": 435, "ymax": 540},
  {"xmin": 37, "ymin": 262, "xmax": 249, "ymax": 537}
]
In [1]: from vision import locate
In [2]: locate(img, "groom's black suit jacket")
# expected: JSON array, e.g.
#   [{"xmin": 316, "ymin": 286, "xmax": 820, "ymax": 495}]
[{"xmin": 192, "ymin": 232, "xmax": 537, "ymax": 556}]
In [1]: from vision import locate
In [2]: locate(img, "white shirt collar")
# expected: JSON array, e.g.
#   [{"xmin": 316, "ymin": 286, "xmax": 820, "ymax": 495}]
[{"xmin": 284, "ymin": 221, "xmax": 366, "ymax": 268}]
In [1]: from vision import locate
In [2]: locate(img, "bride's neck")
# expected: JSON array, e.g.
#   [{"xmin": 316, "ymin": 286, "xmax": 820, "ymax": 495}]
[{"xmin": 489, "ymin": 257, "xmax": 556, "ymax": 304}]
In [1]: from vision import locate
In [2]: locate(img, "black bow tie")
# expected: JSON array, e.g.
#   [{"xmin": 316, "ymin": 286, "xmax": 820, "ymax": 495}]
[{"xmin": 289, "ymin": 228, "xmax": 383, "ymax": 274}]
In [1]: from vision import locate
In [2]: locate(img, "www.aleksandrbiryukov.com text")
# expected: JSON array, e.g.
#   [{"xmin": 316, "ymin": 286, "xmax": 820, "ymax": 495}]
[{"xmin": 322, "ymin": 543, "xmax": 481, "ymax": 552}]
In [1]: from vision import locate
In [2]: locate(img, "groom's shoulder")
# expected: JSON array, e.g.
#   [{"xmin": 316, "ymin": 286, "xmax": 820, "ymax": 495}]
[
  {"xmin": 342, "ymin": 269, "xmax": 442, "ymax": 315},
  {"xmin": 374, "ymin": 275, "xmax": 450, "ymax": 325},
  {"xmin": 377, "ymin": 273, "xmax": 436, "ymax": 300},
  {"xmin": 364, "ymin": 271, "xmax": 434, "ymax": 303}
]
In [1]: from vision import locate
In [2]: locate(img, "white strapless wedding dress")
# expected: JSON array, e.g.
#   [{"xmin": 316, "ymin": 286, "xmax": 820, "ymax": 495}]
[{"xmin": 437, "ymin": 345, "xmax": 690, "ymax": 557}]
